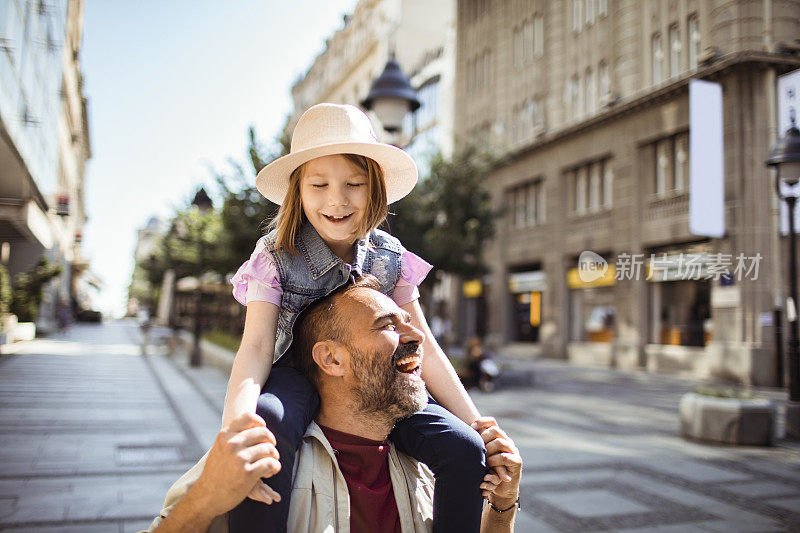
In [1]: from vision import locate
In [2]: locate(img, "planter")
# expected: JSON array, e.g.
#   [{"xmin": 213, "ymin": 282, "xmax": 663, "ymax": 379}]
[{"xmin": 680, "ymin": 391, "xmax": 774, "ymax": 446}]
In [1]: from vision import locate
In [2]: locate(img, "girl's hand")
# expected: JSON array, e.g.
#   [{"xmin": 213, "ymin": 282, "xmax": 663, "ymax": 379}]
[
  {"xmin": 247, "ymin": 479, "xmax": 281, "ymax": 505},
  {"xmin": 471, "ymin": 417, "xmax": 521, "ymax": 499}
]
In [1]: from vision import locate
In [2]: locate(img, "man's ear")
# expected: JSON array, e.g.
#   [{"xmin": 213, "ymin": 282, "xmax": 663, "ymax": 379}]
[{"xmin": 312, "ymin": 341, "xmax": 348, "ymax": 378}]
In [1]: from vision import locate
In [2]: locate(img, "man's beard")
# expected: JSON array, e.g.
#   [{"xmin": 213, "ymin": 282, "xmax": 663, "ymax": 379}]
[{"xmin": 349, "ymin": 341, "xmax": 428, "ymax": 424}]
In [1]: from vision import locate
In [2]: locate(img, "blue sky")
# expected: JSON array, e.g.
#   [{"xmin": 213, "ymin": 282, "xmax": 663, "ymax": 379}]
[{"xmin": 81, "ymin": 0, "xmax": 358, "ymax": 316}]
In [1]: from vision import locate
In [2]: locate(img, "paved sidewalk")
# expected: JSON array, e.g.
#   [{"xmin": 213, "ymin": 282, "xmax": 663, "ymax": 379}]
[
  {"xmin": 0, "ymin": 320, "xmax": 228, "ymax": 532},
  {"xmin": 1, "ymin": 320, "xmax": 799, "ymax": 531}
]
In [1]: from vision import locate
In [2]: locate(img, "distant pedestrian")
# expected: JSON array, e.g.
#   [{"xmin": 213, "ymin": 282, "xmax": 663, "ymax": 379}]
[{"xmin": 212, "ymin": 104, "xmax": 503, "ymax": 532}]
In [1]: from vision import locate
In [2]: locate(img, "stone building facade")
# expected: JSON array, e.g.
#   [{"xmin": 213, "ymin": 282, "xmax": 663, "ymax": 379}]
[
  {"xmin": 0, "ymin": 0, "xmax": 91, "ymax": 332},
  {"xmin": 287, "ymin": 0, "xmax": 456, "ymax": 164},
  {"xmin": 455, "ymin": 0, "xmax": 800, "ymax": 386}
]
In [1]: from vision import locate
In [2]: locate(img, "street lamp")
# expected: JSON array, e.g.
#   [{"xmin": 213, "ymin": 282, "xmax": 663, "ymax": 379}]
[
  {"xmin": 190, "ymin": 187, "xmax": 212, "ymax": 367},
  {"xmin": 766, "ymin": 123, "xmax": 800, "ymax": 440},
  {"xmin": 361, "ymin": 55, "xmax": 420, "ymax": 134}
]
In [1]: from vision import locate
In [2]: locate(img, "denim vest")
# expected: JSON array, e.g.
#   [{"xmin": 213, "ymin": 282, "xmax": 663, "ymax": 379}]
[{"xmin": 265, "ymin": 222, "xmax": 404, "ymax": 364}]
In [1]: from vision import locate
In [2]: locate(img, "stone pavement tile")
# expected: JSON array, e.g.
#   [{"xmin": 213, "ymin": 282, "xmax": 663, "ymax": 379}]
[
  {"xmin": 516, "ymin": 445, "xmax": 618, "ymax": 469},
  {"xmin": 513, "ymin": 510, "xmax": 560, "ymax": 533},
  {"xmin": 766, "ymin": 496, "xmax": 800, "ymax": 512},
  {"xmin": 637, "ymin": 459, "xmax": 752, "ymax": 483},
  {"xmin": 698, "ymin": 519, "xmax": 787, "ymax": 532},
  {"xmin": 741, "ymin": 457, "xmax": 800, "ymax": 480},
  {"xmin": 613, "ymin": 471, "xmax": 725, "ymax": 508},
  {"xmin": 698, "ymin": 505, "xmax": 786, "ymax": 532},
  {"xmin": 615, "ymin": 523, "xmax": 715, "ymax": 533},
  {"xmin": 1, "ymin": 523, "xmax": 114, "ymax": 533},
  {"xmin": 535, "ymin": 488, "xmax": 652, "ymax": 517},
  {"xmin": 720, "ymin": 481, "xmax": 800, "ymax": 498},
  {"xmin": 125, "ymin": 518, "xmax": 155, "ymax": 532},
  {"xmin": 0, "ymin": 496, "xmax": 15, "ymax": 517},
  {"xmin": 0, "ymin": 501, "xmax": 69, "ymax": 524},
  {"xmin": 521, "ymin": 468, "xmax": 618, "ymax": 486},
  {"xmin": 146, "ymin": 353, "xmax": 223, "ymax": 450}
]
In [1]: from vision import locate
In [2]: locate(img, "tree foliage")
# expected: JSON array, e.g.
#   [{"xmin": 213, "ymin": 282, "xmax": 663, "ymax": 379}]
[
  {"xmin": 385, "ymin": 144, "xmax": 501, "ymax": 281},
  {"xmin": 9, "ymin": 258, "xmax": 62, "ymax": 322},
  {"xmin": 213, "ymin": 126, "xmax": 283, "ymax": 275},
  {"xmin": 0, "ymin": 264, "xmax": 11, "ymax": 318}
]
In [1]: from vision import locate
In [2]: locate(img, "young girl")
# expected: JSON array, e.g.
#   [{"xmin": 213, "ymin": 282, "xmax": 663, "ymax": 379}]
[{"xmin": 225, "ymin": 103, "xmax": 498, "ymax": 532}]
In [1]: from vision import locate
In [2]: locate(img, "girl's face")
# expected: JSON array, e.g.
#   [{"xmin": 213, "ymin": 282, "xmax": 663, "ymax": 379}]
[{"xmin": 300, "ymin": 154, "xmax": 370, "ymax": 254}]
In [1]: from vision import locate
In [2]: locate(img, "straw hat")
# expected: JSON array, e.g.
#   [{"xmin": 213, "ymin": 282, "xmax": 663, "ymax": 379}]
[{"xmin": 256, "ymin": 103, "xmax": 418, "ymax": 205}]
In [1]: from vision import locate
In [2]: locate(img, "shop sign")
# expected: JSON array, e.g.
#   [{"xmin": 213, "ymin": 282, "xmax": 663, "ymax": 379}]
[
  {"xmin": 462, "ymin": 279, "xmax": 483, "ymax": 298},
  {"xmin": 530, "ymin": 291, "xmax": 541, "ymax": 326},
  {"xmin": 711, "ymin": 285, "xmax": 740, "ymax": 308},
  {"xmin": 567, "ymin": 266, "xmax": 616, "ymax": 289},
  {"xmin": 508, "ymin": 270, "xmax": 546, "ymax": 293}
]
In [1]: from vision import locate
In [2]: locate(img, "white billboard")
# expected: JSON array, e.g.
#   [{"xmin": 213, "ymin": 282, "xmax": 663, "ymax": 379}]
[{"xmin": 689, "ymin": 79, "xmax": 725, "ymax": 238}]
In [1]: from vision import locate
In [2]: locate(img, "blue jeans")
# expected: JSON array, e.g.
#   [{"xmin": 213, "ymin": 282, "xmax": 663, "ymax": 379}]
[{"xmin": 228, "ymin": 366, "xmax": 487, "ymax": 532}]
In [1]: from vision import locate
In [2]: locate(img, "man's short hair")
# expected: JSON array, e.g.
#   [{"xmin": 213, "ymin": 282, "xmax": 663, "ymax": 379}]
[{"xmin": 292, "ymin": 274, "xmax": 382, "ymax": 386}]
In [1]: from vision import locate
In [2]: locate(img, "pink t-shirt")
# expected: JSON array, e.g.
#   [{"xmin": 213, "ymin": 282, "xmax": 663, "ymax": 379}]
[{"xmin": 230, "ymin": 236, "xmax": 433, "ymax": 307}]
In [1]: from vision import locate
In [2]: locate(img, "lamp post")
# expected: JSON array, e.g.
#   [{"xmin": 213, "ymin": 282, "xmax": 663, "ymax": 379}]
[
  {"xmin": 361, "ymin": 55, "xmax": 420, "ymax": 136},
  {"xmin": 190, "ymin": 187, "xmax": 213, "ymax": 367},
  {"xmin": 766, "ymin": 123, "xmax": 800, "ymax": 440}
]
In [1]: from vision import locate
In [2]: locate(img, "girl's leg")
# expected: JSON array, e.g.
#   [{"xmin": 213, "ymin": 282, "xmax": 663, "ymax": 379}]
[
  {"xmin": 390, "ymin": 401, "xmax": 487, "ymax": 533},
  {"xmin": 228, "ymin": 365, "xmax": 320, "ymax": 533}
]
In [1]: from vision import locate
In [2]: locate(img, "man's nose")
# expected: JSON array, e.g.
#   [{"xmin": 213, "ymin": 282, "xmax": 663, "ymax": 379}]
[{"xmin": 399, "ymin": 322, "xmax": 425, "ymax": 345}]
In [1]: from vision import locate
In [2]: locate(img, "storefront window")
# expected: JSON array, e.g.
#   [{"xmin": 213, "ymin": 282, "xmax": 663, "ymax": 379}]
[
  {"xmin": 651, "ymin": 280, "xmax": 711, "ymax": 346},
  {"xmin": 508, "ymin": 270, "xmax": 545, "ymax": 342},
  {"xmin": 569, "ymin": 287, "xmax": 615, "ymax": 342}
]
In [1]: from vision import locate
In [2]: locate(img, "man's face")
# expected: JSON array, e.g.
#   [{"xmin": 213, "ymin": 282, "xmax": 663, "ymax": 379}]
[{"xmin": 341, "ymin": 288, "xmax": 428, "ymax": 422}]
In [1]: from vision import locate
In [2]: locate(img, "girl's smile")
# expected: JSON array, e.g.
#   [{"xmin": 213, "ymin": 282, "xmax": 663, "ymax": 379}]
[{"xmin": 301, "ymin": 155, "xmax": 369, "ymax": 258}]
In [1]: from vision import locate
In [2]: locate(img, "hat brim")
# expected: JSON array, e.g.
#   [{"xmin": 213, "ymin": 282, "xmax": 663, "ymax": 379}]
[{"xmin": 256, "ymin": 141, "xmax": 418, "ymax": 205}]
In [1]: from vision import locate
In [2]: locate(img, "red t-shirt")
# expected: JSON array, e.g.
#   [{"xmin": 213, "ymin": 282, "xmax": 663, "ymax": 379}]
[{"xmin": 319, "ymin": 424, "xmax": 401, "ymax": 533}]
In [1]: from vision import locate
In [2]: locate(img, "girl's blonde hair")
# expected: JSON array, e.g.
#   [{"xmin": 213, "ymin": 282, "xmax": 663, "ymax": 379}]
[{"xmin": 269, "ymin": 153, "xmax": 388, "ymax": 254}]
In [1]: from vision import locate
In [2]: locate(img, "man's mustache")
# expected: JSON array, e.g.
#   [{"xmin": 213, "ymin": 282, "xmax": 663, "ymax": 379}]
[{"xmin": 391, "ymin": 341, "xmax": 421, "ymax": 365}]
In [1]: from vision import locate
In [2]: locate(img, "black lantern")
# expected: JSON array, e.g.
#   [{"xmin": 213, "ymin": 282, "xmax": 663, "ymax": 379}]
[
  {"xmin": 191, "ymin": 187, "xmax": 213, "ymax": 212},
  {"xmin": 189, "ymin": 187, "xmax": 212, "ymax": 366},
  {"xmin": 766, "ymin": 123, "xmax": 800, "ymax": 440},
  {"xmin": 362, "ymin": 56, "xmax": 420, "ymax": 133}
]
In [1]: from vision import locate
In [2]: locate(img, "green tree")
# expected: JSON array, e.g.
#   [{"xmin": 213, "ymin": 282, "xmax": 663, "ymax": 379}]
[
  {"xmin": 385, "ymin": 145, "xmax": 501, "ymax": 282},
  {"xmin": 0, "ymin": 264, "xmax": 11, "ymax": 319},
  {"xmin": 213, "ymin": 126, "xmax": 284, "ymax": 274},
  {"xmin": 10, "ymin": 258, "xmax": 62, "ymax": 322}
]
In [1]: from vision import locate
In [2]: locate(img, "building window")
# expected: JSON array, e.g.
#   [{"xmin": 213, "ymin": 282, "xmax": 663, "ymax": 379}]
[
  {"xmin": 669, "ymin": 24, "xmax": 681, "ymax": 78},
  {"xmin": 688, "ymin": 14, "xmax": 700, "ymax": 70},
  {"xmin": 414, "ymin": 76, "xmax": 439, "ymax": 132},
  {"xmin": 585, "ymin": 67, "xmax": 595, "ymax": 114},
  {"xmin": 598, "ymin": 60, "xmax": 609, "ymax": 101},
  {"xmin": 652, "ymin": 33, "xmax": 664, "ymax": 85},
  {"xmin": 533, "ymin": 15, "xmax": 544, "ymax": 57},
  {"xmin": 674, "ymin": 132, "xmax": 688, "ymax": 191},
  {"xmin": 483, "ymin": 49, "xmax": 492, "ymax": 87},
  {"xmin": 650, "ymin": 133, "xmax": 688, "ymax": 196},
  {"xmin": 575, "ymin": 167, "xmax": 587, "ymax": 214},
  {"xmin": 523, "ymin": 20, "xmax": 533, "ymax": 62},
  {"xmin": 572, "ymin": 0, "xmax": 582, "ymax": 32},
  {"xmin": 508, "ymin": 179, "xmax": 545, "ymax": 228},
  {"xmin": 585, "ymin": 0, "xmax": 594, "ymax": 25},
  {"xmin": 598, "ymin": 0, "xmax": 608, "ymax": 16},
  {"xmin": 513, "ymin": 26, "xmax": 522, "ymax": 68},
  {"xmin": 603, "ymin": 163, "xmax": 613, "ymax": 208},
  {"xmin": 571, "ymin": 158, "xmax": 613, "ymax": 214},
  {"xmin": 569, "ymin": 75, "xmax": 579, "ymax": 120}
]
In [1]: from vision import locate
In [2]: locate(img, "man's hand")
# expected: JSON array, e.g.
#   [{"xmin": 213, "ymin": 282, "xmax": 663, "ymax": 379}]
[
  {"xmin": 471, "ymin": 417, "xmax": 522, "ymax": 502},
  {"xmin": 193, "ymin": 412, "xmax": 282, "ymax": 516},
  {"xmin": 155, "ymin": 412, "xmax": 282, "ymax": 532}
]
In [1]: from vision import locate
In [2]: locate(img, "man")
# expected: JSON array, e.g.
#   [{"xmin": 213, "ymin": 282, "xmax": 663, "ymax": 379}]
[{"xmin": 148, "ymin": 276, "xmax": 522, "ymax": 532}]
